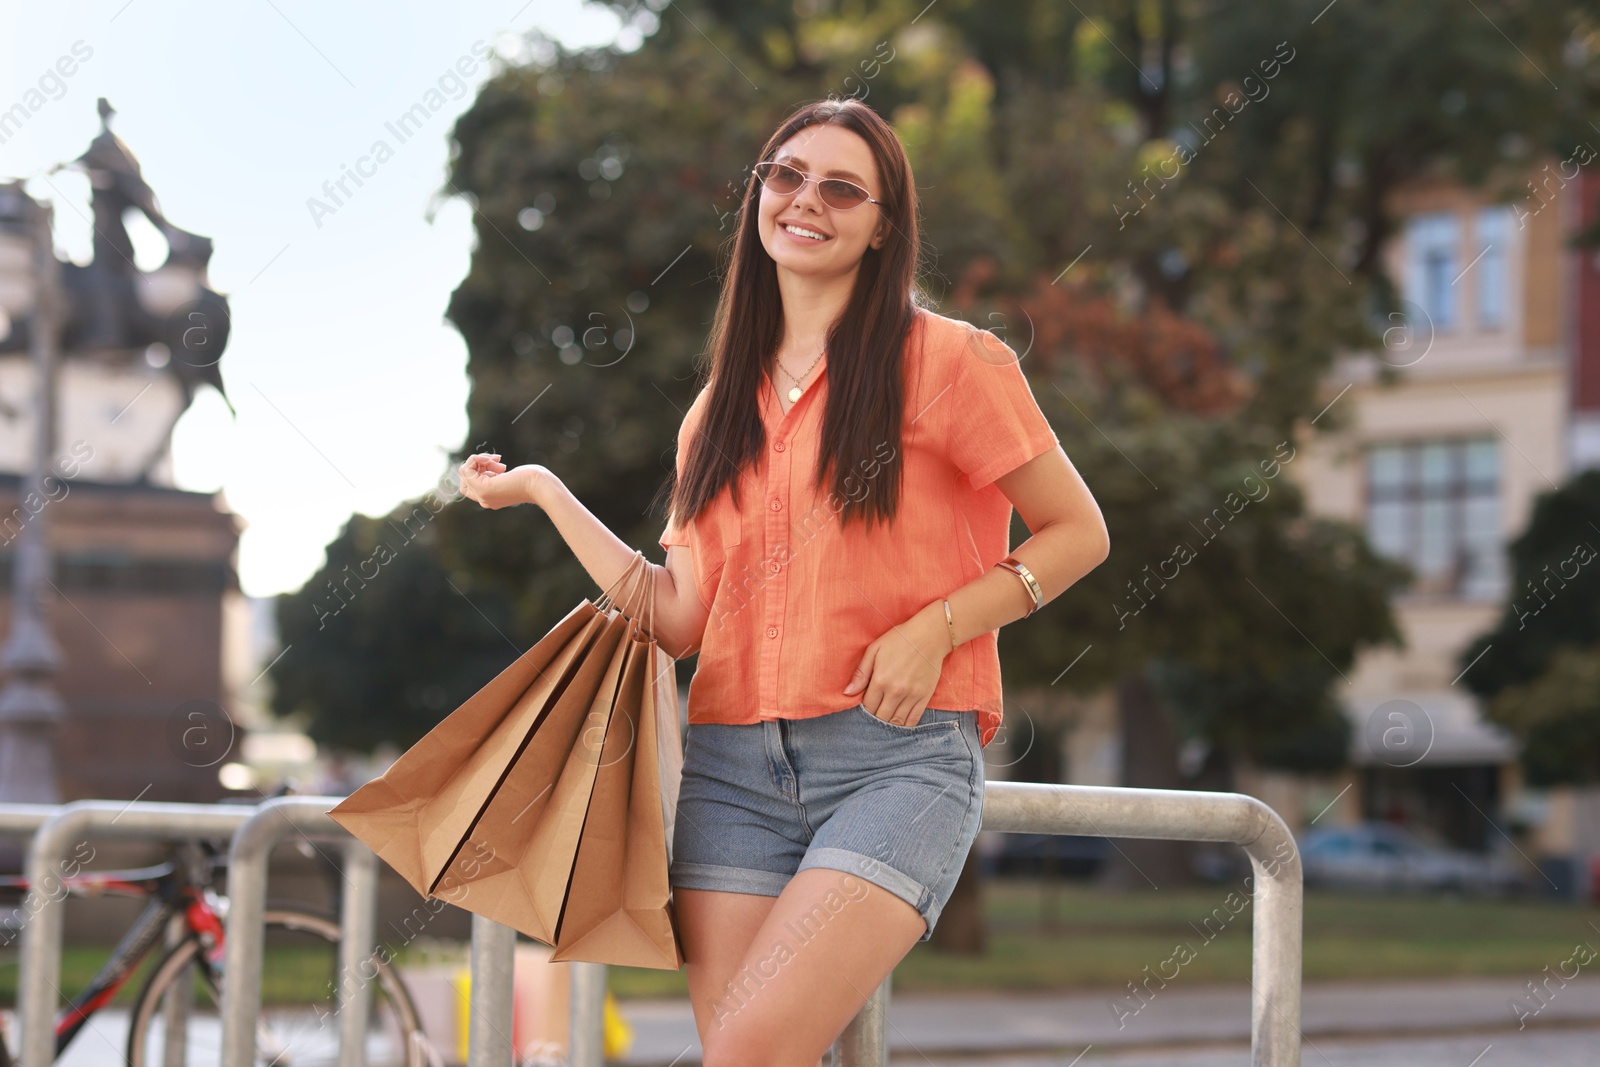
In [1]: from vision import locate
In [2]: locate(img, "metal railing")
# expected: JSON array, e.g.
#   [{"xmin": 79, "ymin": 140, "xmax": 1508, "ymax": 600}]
[
  {"xmin": 13, "ymin": 800, "xmax": 257, "ymax": 1067},
  {"xmin": 1000, "ymin": 781, "xmax": 1299, "ymax": 1064},
  {"xmin": 4, "ymin": 780, "xmax": 1302, "ymax": 1067},
  {"xmin": 0, "ymin": 806, "xmax": 58, "ymax": 840},
  {"xmin": 4, "ymin": 801, "xmax": 219, "ymax": 1067},
  {"xmin": 478, "ymin": 780, "xmax": 1305, "ymax": 1067},
  {"xmin": 467, "ymin": 921, "xmax": 608, "ymax": 1067},
  {"xmin": 218, "ymin": 795, "xmax": 377, "ymax": 1067}
]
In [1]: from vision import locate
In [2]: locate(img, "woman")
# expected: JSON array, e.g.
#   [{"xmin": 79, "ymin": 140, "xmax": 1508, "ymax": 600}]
[{"xmin": 459, "ymin": 98, "xmax": 1109, "ymax": 1066}]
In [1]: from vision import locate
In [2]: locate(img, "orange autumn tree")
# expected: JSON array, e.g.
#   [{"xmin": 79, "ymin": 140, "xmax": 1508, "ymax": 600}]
[{"xmin": 945, "ymin": 255, "xmax": 1406, "ymax": 889}]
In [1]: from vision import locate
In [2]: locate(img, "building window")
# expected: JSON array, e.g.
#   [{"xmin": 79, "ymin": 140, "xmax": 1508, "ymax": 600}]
[
  {"xmin": 1474, "ymin": 206, "xmax": 1510, "ymax": 329},
  {"xmin": 1366, "ymin": 437, "xmax": 1503, "ymax": 600},
  {"xmin": 0, "ymin": 552, "xmax": 234, "ymax": 595},
  {"xmin": 1403, "ymin": 211, "xmax": 1461, "ymax": 331}
]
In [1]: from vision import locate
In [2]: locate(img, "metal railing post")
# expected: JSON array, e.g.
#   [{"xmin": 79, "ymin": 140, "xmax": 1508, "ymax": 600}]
[
  {"xmin": 337, "ymin": 840, "xmax": 380, "ymax": 1067},
  {"xmin": 16, "ymin": 800, "xmax": 253, "ymax": 1067},
  {"xmin": 829, "ymin": 781, "xmax": 1303, "ymax": 1067},
  {"xmin": 0, "ymin": 803, "xmax": 57, "ymax": 980},
  {"xmin": 1246, "ymin": 813, "xmax": 1303, "ymax": 1066},
  {"xmin": 218, "ymin": 795, "xmax": 368, "ymax": 1067},
  {"xmin": 568, "ymin": 962, "xmax": 607, "ymax": 1067},
  {"xmin": 218, "ymin": 802, "xmax": 271, "ymax": 1067},
  {"xmin": 467, "ymin": 915, "xmax": 515, "ymax": 1067},
  {"xmin": 159, "ymin": 911, "xmax": 192, "ymax": 1067},
  {"xmin": 0, "ymin": 803, "xmax": 56, "ymax": 891},
  {"xmin": 832, "ymin": 972, "xmax": 890, "ymax": 1066}
]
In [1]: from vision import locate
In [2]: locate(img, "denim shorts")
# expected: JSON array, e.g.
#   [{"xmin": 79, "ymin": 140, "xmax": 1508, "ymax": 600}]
[{"xmin": 669, "ymin": 703, "xmax": 985, "ymax": 941}]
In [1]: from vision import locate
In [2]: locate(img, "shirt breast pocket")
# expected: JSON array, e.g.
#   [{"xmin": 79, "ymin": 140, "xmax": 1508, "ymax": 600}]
[
  {"xmin": 688, "ymin": 502, "xmax": 741, "ymax": 612},
  {"xmin": 716, "ymin": 505, "xmax": 743, "ymax": 549}
]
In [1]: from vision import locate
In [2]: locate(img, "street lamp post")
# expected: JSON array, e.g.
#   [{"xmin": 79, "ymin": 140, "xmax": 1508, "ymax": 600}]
[{"xmin": 0, "ymin": 191, "xmax": 65, "ymax": 803}]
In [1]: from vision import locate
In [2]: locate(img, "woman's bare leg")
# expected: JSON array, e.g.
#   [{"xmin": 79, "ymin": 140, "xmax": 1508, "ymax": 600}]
[
  {"xmin": 676, "ymin": 888, "xmax": 780, "ymax": 1039},
  {"xmin": 695, "ymin": 867, "xmax": 924, "ymax": 1067}
]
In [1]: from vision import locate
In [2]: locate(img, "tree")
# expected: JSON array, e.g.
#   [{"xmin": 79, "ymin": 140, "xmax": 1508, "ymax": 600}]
[
  {"xmin": 434, "ymin": 14, "xmax": 836, "ymax": 655},
  {"xmin": 1458, "ymin": 470, "xmax": 1600, "ymax": 785},
  {"xmin": 271, "ymin": 505, "xmax": 522, "ymax": 753},
  {"xmin": 986, "ymin": 282, "xmax": 1409, "ymax": 886}
]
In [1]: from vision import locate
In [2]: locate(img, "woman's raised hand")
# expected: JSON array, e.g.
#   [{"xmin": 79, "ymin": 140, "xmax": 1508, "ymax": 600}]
[{"xmin": 458, "ymin": 452, "xmax": 548, "ymax": 511}]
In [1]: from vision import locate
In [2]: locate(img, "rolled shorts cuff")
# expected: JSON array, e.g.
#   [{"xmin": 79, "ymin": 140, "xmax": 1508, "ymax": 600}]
[
  {"xmin": 669, "ymin": 860, "xmax": 792, "ymax": 898},
  {"xmin": 796, "ymin": 846, "xmax": 942, "ymax": 941}
]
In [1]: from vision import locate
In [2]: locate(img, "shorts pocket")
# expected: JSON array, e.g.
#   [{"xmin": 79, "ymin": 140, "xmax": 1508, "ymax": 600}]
[{"xmin": 851, "ymin": 703, "xmax": 962, "ymax": 733}]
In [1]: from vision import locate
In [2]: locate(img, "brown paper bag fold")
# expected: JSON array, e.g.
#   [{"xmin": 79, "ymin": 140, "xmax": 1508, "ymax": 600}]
[
  {"xmin": 328, "ymin": 550, "xmax": 686, "ymax": 969},
  {"xmin": 552, "ymin": 632, "xmax": 681, "ymax": 968},
  {"xmin": 328, "ymin": 602, "xmax": 599, "ymax": 898}
]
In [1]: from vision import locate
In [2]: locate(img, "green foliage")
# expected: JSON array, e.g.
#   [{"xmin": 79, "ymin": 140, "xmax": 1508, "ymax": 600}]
[
  {"xmin": 270, "ymin": 507, "xmax": 521, "ymax": 752},
  {"xmin": 1460, "ymin": 470, "xmax": 1600, "ymax": 784},
  {"xmin": 1147, "ymin": 658, "xmax": 1353, "ymax": 774},
  {"xmin": 437, "ymin": 15, "xmax": 826, "ymax": 623},
  {"xmin": 998, "ymin": 353, "xmax": 1408, "ymax": 771},
  {"xmin": 1006, "ymin": 363, "xmax": 1409, "ymax": 687},
  {"xmin": 1486, "ymin": 643, "xmax": 1600, "ymax": 785}
]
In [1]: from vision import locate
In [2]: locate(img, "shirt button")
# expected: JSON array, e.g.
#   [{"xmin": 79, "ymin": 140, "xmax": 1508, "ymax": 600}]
[
  {"xmin": 770, "ymin": 498, "xmax": 781, "ymax": 511},
  {"xmin": 766, "ymin": 626, "xmax": 778, "ymax": 638},
  {"xmin": 774, "ymin": 441, "xmax": 786, "ymax": 452}
]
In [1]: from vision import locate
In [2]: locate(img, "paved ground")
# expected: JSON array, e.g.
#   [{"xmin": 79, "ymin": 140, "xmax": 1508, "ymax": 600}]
[
  {"xmin": 963, "ymin": 1027, "xmax": 1600, "ymax": 1065},
  {"xmin": 55, "ymin": 1008, "xmax": 390, "ymax": 1066},
  {"xmin": 617, "ymin": 976, "xmax": 1600, "ymax": 1064},
  {"xmin": 45, "ymin": 975, "xmax": 1600, "ymax": 1065}
]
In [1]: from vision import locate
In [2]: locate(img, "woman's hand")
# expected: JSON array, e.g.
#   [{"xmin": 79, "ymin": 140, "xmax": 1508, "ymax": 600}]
[
  {"xmin": 841, "ymin": 604, "xmax": 952, "ymax": 726},
  {"xmin": 458, "ymin": 453, "xmax": 549, "ymax": 511}
]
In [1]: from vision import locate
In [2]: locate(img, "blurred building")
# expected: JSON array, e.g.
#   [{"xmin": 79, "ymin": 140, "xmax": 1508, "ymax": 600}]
[
  {"xmin": 1268, "ymin": 152, "xmax": 1600, "ymax": 894},
  {"xmin": 0, "ymin": 460, "xmax": 249, "ymax": 802}
]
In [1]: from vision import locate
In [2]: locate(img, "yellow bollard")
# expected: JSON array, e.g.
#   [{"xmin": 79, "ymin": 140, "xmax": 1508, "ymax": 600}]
[{"xmin": 602, "ymin": 987, "xmax": 634, "ymax": 1057}]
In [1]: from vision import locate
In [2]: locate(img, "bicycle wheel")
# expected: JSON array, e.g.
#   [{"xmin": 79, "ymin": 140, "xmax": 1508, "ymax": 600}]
[{"xmin": 125, "ymin": 907, "xmax": 428, "ymax": 1067}]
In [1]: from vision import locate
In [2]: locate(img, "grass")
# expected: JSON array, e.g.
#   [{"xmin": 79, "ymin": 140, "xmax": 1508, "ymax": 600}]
[
  {"xmin": 0, "ymin": 945, "xmax": 376, "ymax": 1009},
  {"xmin": 604, "ymin": 878, "xmax": 1600, "ymax": 999},
  {"xmin": 5, "ymin": 880, "xmax": 1594, "ymax": 1007},
  {"xmin": 0, "ymin": 947, "xmax": 161, "ymax": 1010}
]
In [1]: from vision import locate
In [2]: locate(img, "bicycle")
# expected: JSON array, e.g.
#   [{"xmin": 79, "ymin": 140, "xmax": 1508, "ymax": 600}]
[{"xmin": 0, "ymin": 840, "xmax": 427, "ymax": 1066}]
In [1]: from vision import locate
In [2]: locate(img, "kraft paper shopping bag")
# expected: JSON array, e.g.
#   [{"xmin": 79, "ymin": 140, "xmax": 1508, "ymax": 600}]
[
  {"xmin": 328, "ymin": 602, "xmax": 601, "ymax": 898},
  {"xmin": 329, "ymin": 550, "xmax": 686, "ymax": 968}
]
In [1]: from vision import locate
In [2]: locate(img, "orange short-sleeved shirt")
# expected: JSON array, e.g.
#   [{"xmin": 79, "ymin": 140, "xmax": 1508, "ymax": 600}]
[{"xmin": 659, "ymin": 307, "xmax": 1060, "ymax": 748}]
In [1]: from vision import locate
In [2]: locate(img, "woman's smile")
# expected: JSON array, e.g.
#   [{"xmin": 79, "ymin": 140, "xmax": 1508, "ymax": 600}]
[{"xmin": 779, "ymin": 221, "xmax": 832, "ymax": 243}]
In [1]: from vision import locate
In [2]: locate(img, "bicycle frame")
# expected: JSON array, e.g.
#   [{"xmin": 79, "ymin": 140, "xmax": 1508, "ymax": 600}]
[{"xmin": 0, "ymin": 854, "xmax": 226, "ymax": 1061}]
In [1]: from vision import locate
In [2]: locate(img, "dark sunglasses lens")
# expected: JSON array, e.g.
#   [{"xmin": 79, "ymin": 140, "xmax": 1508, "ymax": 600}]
[
  {"xmin": 819, "ymin": 180, "xmax": 868, "ymax": 208},
  {"xmin": 758, "ymin": 163, "xmax": 803, "ymax": 193}
]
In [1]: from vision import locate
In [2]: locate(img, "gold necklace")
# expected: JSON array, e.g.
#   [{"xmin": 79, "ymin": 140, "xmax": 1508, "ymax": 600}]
[{"xmin": 777, "ymin": 346, "xmax": 826, "ymax": 404}]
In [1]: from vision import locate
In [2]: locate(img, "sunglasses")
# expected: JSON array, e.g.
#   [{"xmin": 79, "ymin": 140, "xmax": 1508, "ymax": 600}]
[{"xmin": 753, "ymin": 161, "xmax": 882, "ymax": 211}]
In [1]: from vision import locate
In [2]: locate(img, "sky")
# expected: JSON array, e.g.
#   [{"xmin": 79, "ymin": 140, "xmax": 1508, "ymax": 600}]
[{"xmin": 0, "ymin": 0, "xmax": 639, "ymax": 597}]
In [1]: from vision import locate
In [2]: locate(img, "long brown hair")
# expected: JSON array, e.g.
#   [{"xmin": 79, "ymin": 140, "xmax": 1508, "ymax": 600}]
[{"xmin": 663, "ymin": 98, "xmax": 928, "ymax": 539}]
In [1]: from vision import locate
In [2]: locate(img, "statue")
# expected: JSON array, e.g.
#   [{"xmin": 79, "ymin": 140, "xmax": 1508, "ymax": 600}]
[
  {"xmin": 0, "ymin": 97, "xmax": 234, "ymax": 482},
  {"xmin": 0, "ymin": 100, "xmax": 239, "ymax": 804}
]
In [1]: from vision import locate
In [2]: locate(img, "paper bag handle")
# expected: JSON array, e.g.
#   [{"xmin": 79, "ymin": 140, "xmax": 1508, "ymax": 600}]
[
  {"xmin": 594, "ymin": 549, "xmax": 645, "ymax": 611},
  {"xmin": 595, "ymin": 549, "xmax": 656, "ymax": 633}
]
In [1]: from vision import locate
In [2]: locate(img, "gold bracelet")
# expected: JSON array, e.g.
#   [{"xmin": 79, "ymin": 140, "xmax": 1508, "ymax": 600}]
[
  {"xmin": 996, "ymin": 555, "xmax": 1043, "ymax": 615},
  {"xmin": 943, "ymin": 598, "xmax": 956, "ymax": 652}
]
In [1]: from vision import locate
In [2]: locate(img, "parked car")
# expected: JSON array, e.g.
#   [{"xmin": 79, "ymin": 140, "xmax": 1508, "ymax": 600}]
[
  {"xmin": 1297, "ymin": 822, "xmax": 1525, "ymax": 895},
  {"xmin": 982, "ymin": 832, "xmax": 1111, "ymax": 878}
]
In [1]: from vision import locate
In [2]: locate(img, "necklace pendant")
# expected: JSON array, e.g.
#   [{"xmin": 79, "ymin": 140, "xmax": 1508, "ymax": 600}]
[{"xmin": 787, "ymin": 385, "xmax": 802, "ymax": 403}]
